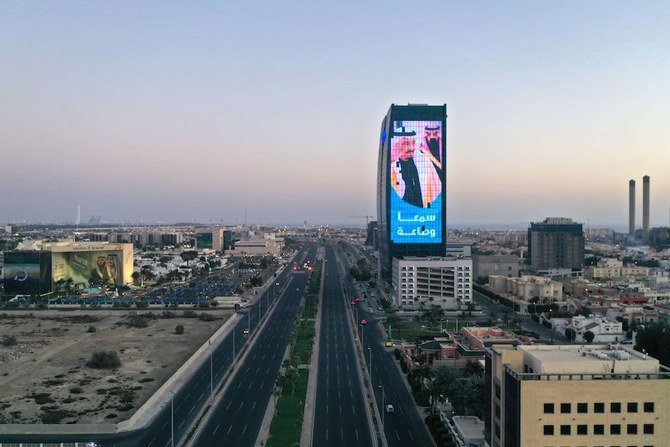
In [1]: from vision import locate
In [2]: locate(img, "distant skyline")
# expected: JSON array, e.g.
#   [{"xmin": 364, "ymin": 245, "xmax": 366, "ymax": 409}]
[{"xmin": 2, "ymin": 2, "xmax": 669, "ymax": 227}]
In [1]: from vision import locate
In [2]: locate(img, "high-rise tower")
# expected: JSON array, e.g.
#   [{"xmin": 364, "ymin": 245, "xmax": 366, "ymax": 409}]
[
  {"xmin": 643, "ymin": 175, "xmax": 650, "ymax": 241},
  {"xmin": 376, "ymin": 104, "xmax": 447, "ymax": 280},
  {"xmin": 629, "ymin": 179, "xmax": 635, "ymax": 235}
]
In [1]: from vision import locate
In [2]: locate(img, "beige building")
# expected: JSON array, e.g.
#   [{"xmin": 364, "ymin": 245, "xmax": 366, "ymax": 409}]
[
  {"xmin": 486, "ymin": 344, "xmax": 670, "ymax": 447},
  {"xmin": 586, "ymin": 265, "xmax": 651, "ymax": 280},
  {"xmin": 489, "ymin": 275, "xmax": 563, "ymax": 303}
]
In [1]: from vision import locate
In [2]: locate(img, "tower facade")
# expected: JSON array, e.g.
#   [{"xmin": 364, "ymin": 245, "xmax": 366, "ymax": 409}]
[
  {"xmin": 643, "ymin": 175, "xmax": 650, "ymax": 241},
  {"xmin": 527, "ymin": 217, "xmax": 584, "ymax": 274},
  {"xmin": 376, "ymin": 104, "xmax": 447, "ymax": 280},
  {"xmin": 628, "ymin": 179, "xmax": 635, "ymax": 235}
]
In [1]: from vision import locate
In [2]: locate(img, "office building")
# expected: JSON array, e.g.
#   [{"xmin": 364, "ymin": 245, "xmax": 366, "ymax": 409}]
[
  {"xmin": 527, "ymin": 217, "xmax": 584, "ymax": 276},
  {"xmin": 391, "ymin": 256, "xmax": 472, "ymax": 310},
  {"xmin": 485, "ymin": 344, "xmax": 670, "ymax": 447},
  {"xmin": 195, "ymin": 228, "xmax": 225, "ymax": 252},
  {"xmin": 376, "ymin": 104, "xmax": 448, "ymax": 280}
]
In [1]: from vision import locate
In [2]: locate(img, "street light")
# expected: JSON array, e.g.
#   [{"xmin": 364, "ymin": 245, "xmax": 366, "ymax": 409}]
[
  {"xmin": 378, "ymin": 384, "xmax": 385, "ymax": 430},
  {"xmin": 170, "ymin": 390, "xmax": 175, "ymax": 447},
  {"xmin": 367, "ymin": 347, "xmax": 372, "ymax": 383},
  {"xmin": 208, "ymin": 340, "xmax": 213, "ymax": 403}
]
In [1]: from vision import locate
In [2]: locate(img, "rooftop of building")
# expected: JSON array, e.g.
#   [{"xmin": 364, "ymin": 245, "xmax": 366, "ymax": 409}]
[
  {"xmin": 451, "ymin": 416, "xmax": 485, "ymax": 441},
  {"xmin": 493, "ymin": 344, "xmax": 668, "ymax": 377}
]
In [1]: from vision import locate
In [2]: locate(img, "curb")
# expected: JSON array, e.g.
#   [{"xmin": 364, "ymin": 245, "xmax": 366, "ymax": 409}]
[{"xmin": 299, "ymin": 248, "xmax": 325, "ymax": 447}]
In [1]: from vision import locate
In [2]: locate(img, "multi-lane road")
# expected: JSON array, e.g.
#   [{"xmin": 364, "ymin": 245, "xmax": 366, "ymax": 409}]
[
  {"xmin": 313, "ymin": 244, "xmax": 373, "ymax": 446},
  {"xmin": 189, "ymin": 247, "xmax": 315, "ymax": 446}
]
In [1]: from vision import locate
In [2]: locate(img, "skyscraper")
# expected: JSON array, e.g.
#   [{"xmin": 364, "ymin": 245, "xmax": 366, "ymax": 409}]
[
  {"xmin": 628, "ymin": 179, "xmax": 635, "ymax": 235},
  {"xmin": 526, "ymin": 217, "xmax": 584, "ymax": 276},
  {"xmin": 376, "ymin": 104, "xmax": 447, "ymax": 279},
  {"xmin": 643, "ymin": 175, "xmax": 650, "ymax": 241}
]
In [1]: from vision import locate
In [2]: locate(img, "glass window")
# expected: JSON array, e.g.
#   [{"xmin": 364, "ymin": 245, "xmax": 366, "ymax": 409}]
[
  {"xmin": 594, "ymin": 424, "xmax": 605, "ymax": 435},
  {"xmin": 577, "ymin": 402, "xmax": 588, "ymax": 413},
  {"xmin": 544, "ymin": 403, "xmax": 554, "ymax": 414},
  {"xmin": 643, "ymin": 402, "xmax": 654, "ymax": 413},
  {"xmin": 560, "ymin": 425, "xmax": 571, "ymax": 435},
  {"xmin": 594, "ymin": 402, "xmax": 605, "ymax": 413},
  {"xmin": 627, "ymin": 424, "xmax": 638, "ymax": 435},
  {"xmin": 544, "ymin": 425, "xmax": 554, "ymax": 435},
  {"xmin": 643, "ymin": 424, "xmax": 654, "ymax": 435},
  {"xmin": 611, "ymin": 402, "xmax": 621, "ymax": 413},
  {"xmin": 561, "ymin": 403, "xmax": 571, "ymax": 414},
  {"xmin": 627, "ymin": 402, "xmax": 638, "ymax": 413},
  {"xmin": 577, "ymin": 424, "xmax": 587, "ymax": 435},
  {"xmin": 611, "ymin": 424, "xmax": 621, "ymax": 435}
]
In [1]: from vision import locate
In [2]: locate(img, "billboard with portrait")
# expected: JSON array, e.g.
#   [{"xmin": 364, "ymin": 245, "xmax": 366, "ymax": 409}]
[
  {"xmin": 52, "ymin": 251, "xmax": 123, "ymax": 288},
  {"xmin": 389, "ymin": 120, "xmax": 444, "ymax": 244}
]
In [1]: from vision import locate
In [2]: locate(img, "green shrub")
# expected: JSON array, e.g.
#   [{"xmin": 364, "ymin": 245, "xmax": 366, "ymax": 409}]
[
  {"xmin": 127, "ymin": 316, "xmax": 149, "ymax": 328},
  {"xmin": 86, "ymin": 350, "xmax": 121, "ymax": 369},
  {"xmin": 1, "ymin": 335, "xmax": 17, "ymax": 346},
  {"xmin": 87, "ymin": 326, "xmax": 97, "ymax": 333},
  {"xmin": 175, "ymin": 325, "xmax": 184, "ymax": 335}
]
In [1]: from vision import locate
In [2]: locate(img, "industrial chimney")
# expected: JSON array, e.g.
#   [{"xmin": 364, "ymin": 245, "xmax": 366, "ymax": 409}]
[
  {"xmin": 629, "ymin": 180, "xmax": 635, "ymax": 235},
  {"xmin": 643, "ymin": 175, "xmax": 650, "ymax": 241}
]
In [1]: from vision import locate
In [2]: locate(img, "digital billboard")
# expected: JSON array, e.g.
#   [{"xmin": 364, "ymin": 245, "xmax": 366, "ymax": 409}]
[
  {"xmin": 3, "ymin": 252, "xmax": 52, "ymax": 295},
  {"xmin": 52, "ymin": 251, "xmax": 123, "ymax": 288},
  {"xmin": 390, "ymin": 120, "xmax": 444, "ymax": 244}
]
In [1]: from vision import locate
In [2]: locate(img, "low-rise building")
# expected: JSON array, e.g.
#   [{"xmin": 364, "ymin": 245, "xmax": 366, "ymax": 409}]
[
  {"xmin": 489, "ymin": 275, "xmax": 563, "ymax": 304},
  {"xmin": 485, "ymin": 344, "xmax": 670, "ymax": 447}
]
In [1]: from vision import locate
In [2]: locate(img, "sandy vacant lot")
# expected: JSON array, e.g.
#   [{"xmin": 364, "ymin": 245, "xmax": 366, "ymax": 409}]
[{"xmin": 0, "ymin": 309, "xmax": 231, "ymax": 424}]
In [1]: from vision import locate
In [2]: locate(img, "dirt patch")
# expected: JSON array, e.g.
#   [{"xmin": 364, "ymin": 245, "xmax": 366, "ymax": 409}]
[{"xmin": 0, "ymin": 309, "xmax": 231, "ymax": 424}]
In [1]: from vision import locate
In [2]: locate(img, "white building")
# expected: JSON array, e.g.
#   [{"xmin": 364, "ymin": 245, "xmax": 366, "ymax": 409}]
[
  {"xmin": 489, "ymin": 275, "xmax": 563, "ymax": 303},
  {"xmin": 391, "ymin": 257, "xmax": 472, "ymax": 311},
  {"xmin": 551, "ymin": 315, "xmax": 624, "ymax": 343}
]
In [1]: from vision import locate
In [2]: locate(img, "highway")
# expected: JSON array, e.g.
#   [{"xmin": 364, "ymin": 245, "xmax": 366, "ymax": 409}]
[
  {"xmin": 337, "ymin": 244, "xmax": 435, "ymax": 447},
  {"xmin": 313, "ymin": 244, "xmax": 373, "ymax": 446},
  {"xmin": 0, "ymin": 246, "xmax": 314, "ymax": 447},
  {"xmin": 189, "ymin": 245, "xmax": 315, "ymax": 446}
]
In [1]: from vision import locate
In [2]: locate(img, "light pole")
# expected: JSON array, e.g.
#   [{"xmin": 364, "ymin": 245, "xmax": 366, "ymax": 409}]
[
  {"xmin": 378, "ymin": 385, "xmax": 385, "ymax": 431},
  {"xmin": 170, "ymin": 391, "xmax": 175, "ymax": 447},
  {"xmin": 232, "ymin": 328, "xmax": 236, "ymax": 363},
  {"xmin": 360, "ymin": 324, "xmax": 364, "ymax": 348},
  {"xmin": 208, "ymin": 340, "xmax": 213, "ymax": 403},
  {"xmin": 248, "ymin": 311, "xmax": 251, "ymax": 333},
  {"xmin": 367, "ymin": 347, "xmax": 372, "ymax": 383}
]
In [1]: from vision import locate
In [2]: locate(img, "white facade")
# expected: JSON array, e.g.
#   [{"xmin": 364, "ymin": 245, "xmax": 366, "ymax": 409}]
[
  {"xmin": 391, "ymin": 257, "xmax": 472, "ymax": 310},
  {"xmin": 551, "ymin": 315, "xmax": 624, "ymax": 343}
]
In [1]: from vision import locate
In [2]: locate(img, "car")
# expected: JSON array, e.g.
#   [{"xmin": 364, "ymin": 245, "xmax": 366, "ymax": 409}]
[
  {"xmin": 385, "ymin": 340, "xmax": 394, "ymax": 347},
  {"xmin": 385, "ymin": 404, "xmax": 395, "ymax": 414},
  {"xmin": 243, "ymin": 328, "xmax": 250, "ymax": 335}
]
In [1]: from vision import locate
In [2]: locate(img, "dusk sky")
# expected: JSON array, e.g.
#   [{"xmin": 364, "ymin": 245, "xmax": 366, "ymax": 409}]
[{"xmin": 1, "ymin": 1, "xmax": 669, "ymax": 228}]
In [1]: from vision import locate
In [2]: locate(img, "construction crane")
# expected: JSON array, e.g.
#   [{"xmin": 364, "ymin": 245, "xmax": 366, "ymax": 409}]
[{"xmin": 350, "ymin": 215, "xmax": 375, "ymax": 225}]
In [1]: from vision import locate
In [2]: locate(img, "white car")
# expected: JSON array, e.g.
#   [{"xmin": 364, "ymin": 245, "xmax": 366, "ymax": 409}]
[{"xmin": 385, "ymin": 404, "xmax": 395, "ymax": 414}]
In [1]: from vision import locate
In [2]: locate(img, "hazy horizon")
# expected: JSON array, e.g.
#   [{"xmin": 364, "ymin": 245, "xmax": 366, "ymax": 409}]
[{"xmin": 2, "ymin": 2, "xmax": 669, "ymax": 226}]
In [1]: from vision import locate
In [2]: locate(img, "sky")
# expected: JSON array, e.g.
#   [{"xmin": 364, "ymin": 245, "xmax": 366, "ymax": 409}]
[{"xmin": 1, "ymin": 1, "xmax": 669, "ymax": 228}]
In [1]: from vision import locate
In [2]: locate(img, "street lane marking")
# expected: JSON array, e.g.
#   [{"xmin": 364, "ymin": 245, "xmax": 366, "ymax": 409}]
[
  {"xmin": 226, "ymin": 401, "xmax": 232, "ymax": 410},
  {"xmin": 178, "ymin": 419, "xmax": 185, "ymax": 429},
  {"xmin": 213, "ymin": 424, "xmax": 220, "ymax": 435}
]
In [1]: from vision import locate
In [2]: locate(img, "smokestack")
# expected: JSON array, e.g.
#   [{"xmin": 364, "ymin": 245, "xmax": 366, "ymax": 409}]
[
  {"xmin": 76, "ymin": 204, "xmax": 81, "ymax": 226},
  {"xmin": 643, "ymin": 175, "xmax": 650, "ymax": 241},
  {"xmin": 628, "ymin": 180, "xmax": 635, "ymax": 235}
]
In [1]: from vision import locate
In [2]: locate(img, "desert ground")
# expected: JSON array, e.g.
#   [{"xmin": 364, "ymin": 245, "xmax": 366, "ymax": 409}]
[{"xmin": 0, "ymin": 309, "xmax": 232, "ymax": 424}]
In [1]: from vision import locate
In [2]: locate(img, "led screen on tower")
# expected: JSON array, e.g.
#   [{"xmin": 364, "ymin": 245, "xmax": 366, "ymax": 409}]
[{"xmin": 389, "ymin": 120, "xmax": 443, "ymax": 244}]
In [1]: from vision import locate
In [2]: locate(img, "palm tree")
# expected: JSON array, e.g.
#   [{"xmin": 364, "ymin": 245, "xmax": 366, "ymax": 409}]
[
  {"xmin": 425, "ymin": 378, "xmax": 442, "ymax": 414},
  {"xmin": 452, "ymin": 379, "xmax": 481, "ymax": 416},
  {"xmin": 464, "ymin": 360, "xmax": 484, "ymax": 378},
  {"xmin": 433, "ymin": 365, "xmax": 456, "ymax": 396},
  {"xmin": 415, "ymin": 363, "xmax": 432, "ymax": 384}
]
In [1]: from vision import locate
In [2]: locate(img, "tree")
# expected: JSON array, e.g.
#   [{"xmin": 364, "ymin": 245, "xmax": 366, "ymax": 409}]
[
  {"xmin": 180, "ymin": 250, "xmax": 198, "ymax": 266},
  {"xmin": 433, "ymin": 365, "xmax": 456, "ymax": 396},
  {"xmin": 464, "ymin": 360, "xmax": 484, "ymax": 378},
  {"xmin": 635, "ymin": 322, "xmax": 670, "ymax": 367},
  {"xmin": 425, "ymin": 378, "xmax": 442, "ymax": 414},
  {"xmin": 565, "ymin": 328, "xmax": 576, "ymax": 342},
  {"xmin": 451, "ymin": 379, "xmax": 481, "ymax": 416},
  {"xmin": 584, "ymin": 330, "xmax": 595, "ymax": 343},
  {"xmin": 175, "ymin": 325, "xmax": 184, "ymax": 335}
]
